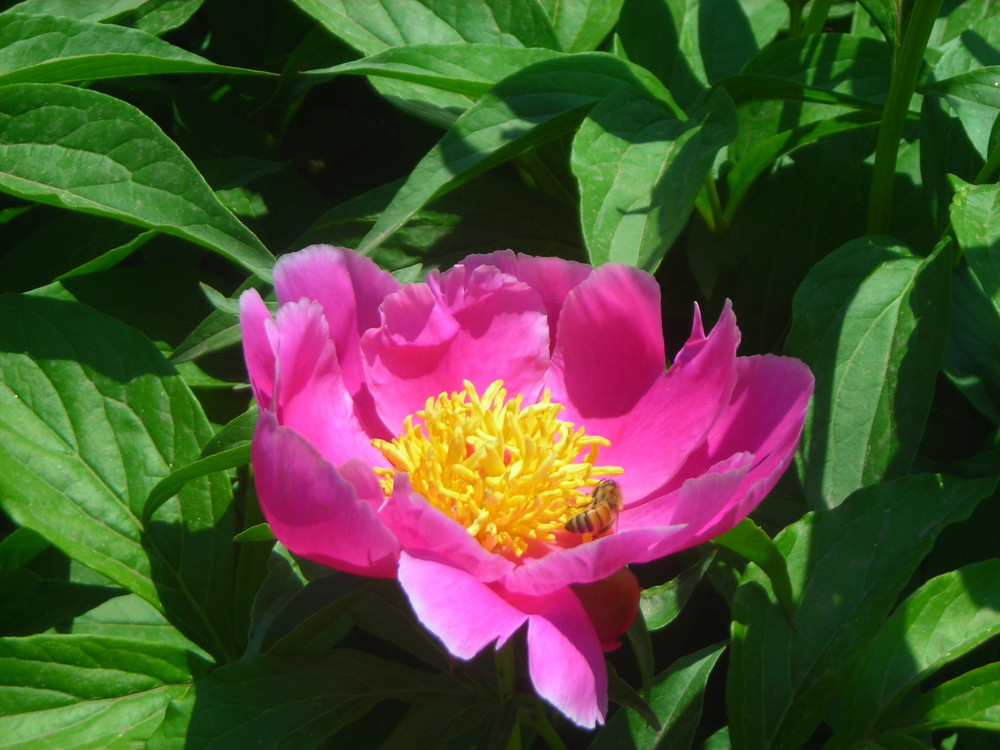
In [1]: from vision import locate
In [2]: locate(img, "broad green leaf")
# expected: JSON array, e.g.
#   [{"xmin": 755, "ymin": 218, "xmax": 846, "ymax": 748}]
[
  {"xmin": 69, "ymin": 592, "xmax": 210, "ymax": 654},
  {"xmin": 787, "ymin": 237, "xmax": 952, "ymax": 509},
  {"xmin": 377, "ymin": 692, "xmax": 499, "ymax": 750},
  {"xmin": 571, "ymin": 86, "xmax": 736, "ymax": 270},
  {"xmin": 923, "ymin": 18, "xmax": 1000, "ymax": 158},
  {"xmin": 951, "ymin": 179, "xmax": 1000, "ymax": 306},
  {"xmin": 727, "ymin": 474, "xmax": 996, "ymax": 750},
  {"xmin": 834, "ymin": 559, "xmax": 1000, "ymax": 746},
  {"xmin": 639, "ymin": 551, "xmax": 714, "ymax": 631},
  {"xmin": 147, "ymin": 649, "xmax": 460, "ymax": 750},
  {"xmin": 169, "ymin": 306, "xmax": 242, "ymax": 363},
  {"xmin": 3, "ymin": 0, "xmax": 146, "ymax": 20},
  {"xmin": 944, "ymin": 264, "xmax": 1000, "ymax": 423},
  {"xmin": 0, "ymin": 295, "xmax": 239, "ymax": 661},
  {"xmin": 928, "ymin": 0, "xmax": 1000, "ymax": 49},
  {"xmin": 0, "ymin": 83, "xmax": 273, "ymax": 281},
  {"xmin": 856, "ymin": 0, "xmax": 900, "ymax": 51},
  {"xmin": 357, "ymin": 53, "xmax": 675, "ymax": 255},
  {"xmin": 882, "ymin": 662, "xmax": 1000, "ymax": 734},
  {"xmin": 116, "ymin": 0, "xmax": 207, "ymax": 36},
  {"xmin": 0, "ymin": 527, "xmax": 48, "ymax": 570},
  {"xmin": 288, "ymin": 0, "xmax": 560, "ymax": 55},
  {"xmin": 721, "ymin": 33, "xmax": 892, "ymax": 110},
  {"xmin": 143, "ymin": 445, "xmax": 249, "ymax": 525},
  {"xmin": 351, "ymin": 583, "xmax": 451, "ymax": 670},
  {"xmin": 714, "ymin": 518, "xmax": 794, "ymax": 624},
  {"xmin": 0, "ymin": 633, "xmax": 210, "ymax": 750},
  {"xmin": 0, "ymin": 568, "xmax": 123, "ymax": 636},
  {"xmin": 306, "ymin": 44, "xmax": 561, "ymax": 97},
  {"xmin": 592, "ymin": 643, "xmax": 726, "ymax": 750},
  {"xmin": 536, "ymin": 0, "xmax": 624, "ymax": 52},
  {"xmin": 723, "ymin": 111, "xmax": 880, "ymax": 223},
  {"xmin": 305, "ymin": 44, "xmax": 564, "ymax": 127},
  {"xmin": 200, "ymin": 404, "xmax": 256, "ymax": 457},
  {"xmin": 0, "ymin": 13, "xmax": 264, "ymax": 85}
]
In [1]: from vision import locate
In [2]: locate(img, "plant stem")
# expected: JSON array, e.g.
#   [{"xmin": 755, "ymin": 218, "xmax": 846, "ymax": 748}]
[{"xmin": 867, "ymin": 0, "xmax": 944, "ymax": 234}]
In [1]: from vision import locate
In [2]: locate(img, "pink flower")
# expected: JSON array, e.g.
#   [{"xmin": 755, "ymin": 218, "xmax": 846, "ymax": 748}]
[{"xmin": 240, "ymin": 246, "xmax": 813, "ymax": 727}]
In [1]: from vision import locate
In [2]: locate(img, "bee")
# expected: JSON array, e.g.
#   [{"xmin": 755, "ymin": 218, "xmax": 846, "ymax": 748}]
[{"xmin": 565, "ymin": 480, "xmax": 622, "ymax": 535}]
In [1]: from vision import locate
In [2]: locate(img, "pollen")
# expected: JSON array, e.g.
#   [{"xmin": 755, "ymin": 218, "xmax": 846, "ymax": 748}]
[{"xmin": 372, "ymin": 380, "xmax": 622, "ymax": 558}]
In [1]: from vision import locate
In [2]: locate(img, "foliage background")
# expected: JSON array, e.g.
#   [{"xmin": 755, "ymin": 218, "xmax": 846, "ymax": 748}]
[{"xmin": 0, "ymin": 0, "xmax": 999, "ymax": 748}]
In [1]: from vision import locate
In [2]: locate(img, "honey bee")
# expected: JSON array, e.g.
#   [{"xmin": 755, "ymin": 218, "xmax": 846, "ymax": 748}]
[{"xmin": 565, "ymin": 480, "xmax": 622, "ymax": 535}]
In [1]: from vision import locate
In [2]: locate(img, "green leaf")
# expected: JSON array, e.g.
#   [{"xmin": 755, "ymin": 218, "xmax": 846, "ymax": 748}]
[
  {"xmin": 714, "ymin": 518, "xmax": 794, "ymax": 624},
  {"xmin": 143, "ymin": 445, "xmax": 249, "ymax": 525},
  {"xmin": 377, "ymin": 691, "xmax": 500, "ymax": 750},
  {"xmin": 951, "ymin": 179, "xmax": 1000, "ymax": 308},
  {"xmin": 834, "ymin": 559, "xmax": 1000, "ymax": 746},
  {"xmin": 537, "ymin": 0, "xmax": 624, "ymax": 53},
  {"xmin": 787, "ymin": 236, "xmax": 953, "ymax": 508},
  {"xmin": 726, "ymin": 474, "xmax": 996, "ymax": 750},
  {"xmin": 357, "ymin": 53, "xmax": 675, "ymax": 255},
  {"xmin": 68, "ymin": 592, "xmax": 211, "ymax": 654},
  {"xmin": 288, "ymin": 0, "xmax": 560, "ymax": 55},
  {"xmin": 0, "ymin": 83, "xmax": 273, "ymax": 281},
  {"xmin": 571, "ymin": 86, "xmax": 736, "ymax": 270},
  {"xmin": 0, "ymin": 13, "xmax": 265, "ymax": 85},
  {"xmin": 639, "ymin": 551, "xmax": 714, "ymax": 631},
  {"xmin": 4, "ymin": 0, "xmax": 147, "ymax": 21},
  {"xmin": 233, "ymin": 523, "xmax": 274, "ymax": 542},
  {"xmin": 592, "ymin": 643, "xmax": 726, "ymax": 750},
  {"xmin": 882, "ymin": 662, "xmax": 1000, "ymax": 734},
  {"xmin": 0, "ymin": 295, "xmax": 239, "ymax": 661},
  {"xmin": 922, "ymin": 68, "xmax": 1000, "ymax": 109},
  {"xmin": 0, "ymin": 633, "xmax": 210, "ymax": 750},
  {"xmin": 0, "ymin": 527, "xmax": 48, "ymax": 570},
  {"xmin": 200, "ymin": 404, "xmax": 256, "ymax": 457},
  {"xmin": 856, "ymin": 0, "xmax": 900, "ymax": 51},
  {"xmin": 721, "ymin": 33, "xmax": 892, "ymax": 109},
  {"xmin": 147, "ymin": 650, "xmax": 460, "ymax": 750},
  {"xmin": 115, "ymin": 0, "xmax": 207, "ymax": 36},
  {"xmin": 945, "ymin": 264, "xmax": 1000, "ymax": 423},
  {"xmin": 0, "ymin": 568, "xmax": 123, "ymax": 636}
]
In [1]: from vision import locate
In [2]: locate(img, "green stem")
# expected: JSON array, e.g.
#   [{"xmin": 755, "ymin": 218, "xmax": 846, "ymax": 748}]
[
  {"xmin": 787, "ymin": 0, "xmax": 804, "ymax": 37},
  {"xmin": 802, "ymin": 0, "xmax": 835, "ymax": 35},
  {"xmin": 700, "ymin": 174, "xmax": 727, "ymax": 235},
  {"xmin": 867, "ymin": 0, "xmax": 944, "ymax": 233}
]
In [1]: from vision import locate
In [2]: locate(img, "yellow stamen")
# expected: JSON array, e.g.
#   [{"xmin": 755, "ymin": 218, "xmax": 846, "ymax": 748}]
[{"xmin": 372, "ymin": 380, "xmax": 622, "ymax": 558}]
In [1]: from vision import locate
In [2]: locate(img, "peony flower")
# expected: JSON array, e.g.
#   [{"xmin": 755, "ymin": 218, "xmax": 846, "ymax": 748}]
[{"xmin": 240, "ymin": 246, "xmax": 813, "ymax": 727}]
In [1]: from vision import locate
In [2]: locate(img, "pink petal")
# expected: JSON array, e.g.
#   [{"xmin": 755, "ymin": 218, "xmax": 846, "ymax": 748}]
[
  {"xmin": 504, "ymin": 525, "xmax": 689, "ymax": 596},
  {"xmin": 379, "ymin": 475, "xmax": 515, "ymax": 583},
  {"xmin": 397, "ymin": 552, "xmax": 526, "ymax": 659},
  {"xmin": 564, "ymin": 303, "xmax": 741, "ymax": 503},
  {"xmin": 515, "ymin": 586, "xmax": 608, "ymax": 728},
  {"xmin": 271, "ymin": 299, "xmax": 384, "ymax": 468},
  {"xmin": 274, "ymin": 246, "xmax": 400, "ymax": 395},
  {"xmin": 550, "ymin": 263, "xmax": 666, "ymax": 419},
  {"xmin": 252, "ymin": 412, "xmax": 400, "ymax": 578},
  {"xmin": 362, "ymin": 263, "xmax": 551, "ymax": 431},
  {"xmin": 239, "ymin": 289, "xmax": 278, "ymax": 409},
  {"xmin": 459, "ymin": 251, "xmax": 593, "ymax": 348}
]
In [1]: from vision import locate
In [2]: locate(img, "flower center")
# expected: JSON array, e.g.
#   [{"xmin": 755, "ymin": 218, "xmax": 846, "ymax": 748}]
[{"xmin": 371, "ymin": 380, "xmax": 622, "ymax": 558}]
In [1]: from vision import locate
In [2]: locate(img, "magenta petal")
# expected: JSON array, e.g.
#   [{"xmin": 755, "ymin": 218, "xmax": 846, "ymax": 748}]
[
  {"xmin": 515, "ymin": 586, "xmax": 607, "ymax": 728},
  {"xmin": 565, "ymin": 302, "xmax": 741, "ymax": 503},
  {"xmin": 550, "ymin": 263, "xmax": 666, "ymax": 419},
  {"xmin": 397, "ymin": 552, "xmax": 526, "ymax": 659},
  {"xmin": 271, "ymin": 299, "xmax": 383, "ymax": 468},
  {"xmin": 274, "ymin": 245, "xmax": 400, "ymax": 395},
  {"xmin": 252, "ymin": 412, "xmax": 400, "ymax": 578},
  {"xmin": 363, "ymin": 264, "xmax": 551, "ymax": 430},
  {"xmin": 239, "ymin": 289, "xmax": 278, "ymax": 409},
  {"xmin": 379, "ymin": 475, "xmax": 515, "ymax": 583},
  {"xmin": 504, "ymin": 526, "xmax": 688, "ymax": 596},
  {"xmin": 459, "ymin": 250, "xmax": 593, "ymax": 347}
]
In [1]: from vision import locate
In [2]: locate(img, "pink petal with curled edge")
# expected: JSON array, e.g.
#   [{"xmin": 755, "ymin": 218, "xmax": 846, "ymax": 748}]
[
  {"xmin": 252, "ymin": 411, "xmax": 400, "ymax": 578},
  {"xmin": 505, "ymin": 525, "xmax": 689, "ymax": 596},
  {"xmin": 363, "ymin": 264, "xmax": 551, "ymax": 431},
  {"xmin": 397, "ymin": 551, "xmax": 526, "ymax": 659},
  {"xmin": 458, "ymin": 250, "xmax": 593, "ymax": 349},
  {"xmin": 274, "ymin": 246, "xmax": 400, "ymax": 395},
  {"xmin": 379, "ymin": 475, "xmax": 515, "ymax": 583},
  {"xmin": 239, "ymin": 289, "xmax": 278, "ymax": 409},
  {"xmin": 512, "ymin": 586, "xmax": 607, "ymax": 728},
  {"xmin": 271, "ymin": 299, "xmax": 383, "ymax": 468},
  {"xmin": 549, "ymin": 263, "xmax": 666, "ymax": 420},
  {"xmin": 565, "ymin": 303, "xmax": 741, "ymax": 503}
]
